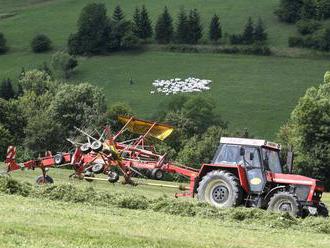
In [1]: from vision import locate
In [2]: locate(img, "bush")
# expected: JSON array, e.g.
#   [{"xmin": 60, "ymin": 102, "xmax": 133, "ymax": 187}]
[
  {"xmin": 229, "ymin": 34, "xmax": 243, "ymax": 45},
  {"xmin": 50, "ymin": 51, "xmax": 78, "ymax": 78},
  {"xmin": 242, "ymin": 45, "xmax": 271, "ymax": 56},
  {"xmin": 288, "ymin": 36, "xmax": 304, "ymax": 47},
  {"xmin": 31, "ymin": 34, "xmax": 52, "ymax": 53},
  {"xmin": 121, "ymin": 32, "xmax": 141, "ymax": 49},
  {"xmin": 296, "ymin": 19, "xmax": 321, "ymax": 35},
  {"xmin": 0, "ymin": 32, "xmax": 8, "ymax": 54}
]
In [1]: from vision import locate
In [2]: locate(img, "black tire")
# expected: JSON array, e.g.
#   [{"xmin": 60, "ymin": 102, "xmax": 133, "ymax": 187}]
[
  {"xmin": 91, "ymin": 140, "xmax": 103, "ymax": 152},
  {"xmin": 318, "ymin": 203, "xmax": 329, "ymax": 217},
  {"xmin": 54, "ymin": 153, "xmax": 64, "ymax": 165},
  {"xmin": 36, "ymin": 175, "xmax": 54, "ymax": 185},
  {"xmin": 197, "ymin": 170, "xmax": 243, "ymax": 208},
  {"xmin": 91, "ymin": 163, "xmax": 104, "ymax": 174},
  {"xmin": 80, "ymin": 143, "xmax": 91, "ymax": 154},
  {"xmin": 108, "ymin": 171, "xmax": 119, "ymax": 183},
  {"xmin": 84, "ymin": 171, "xmax": 94, "ymax": 182},
  {"xmin": 151, "ymin": 168, "xmax": 164, "ymax": 180},
  {"xmin": 267, "ymin": 192, "xmax": 301, "ymax": 216}
]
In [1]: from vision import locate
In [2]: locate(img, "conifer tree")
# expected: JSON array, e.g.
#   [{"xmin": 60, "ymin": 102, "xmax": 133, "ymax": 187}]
[
  {"xmin": 254, "ymin": 18, "xmax": 267, "ymax": 42},
  {"xmin": 132, "ymin": 7, "xmax": 141, "ymax": 37},
  {"xmin": 155, "ymin": 6, "xmax": 174, "ymax": 44},
  {"xmin": 139, "ymin": 5, "xmax": 153, "ymax": 39},
  {"xmin": 209, "ymin": 14, "xmax": 222, "ymax": 43},
  {"xmin": 242, "ymin": 17, "xmax": 254, "ymax": 44},
  {"xmin": 112, "ymin": 5, "xmax": 124, "ymax": 23},
  {"xmin": 176, "ymin": 8, "xmax": 189, "ymax": 43},
  {"xmin": 0, "ymin": 78, "xmax": 15, "ymax": 100},
  {"xmin": 187, "ymin": 9, "xmax": 203, "ymax": 44}
]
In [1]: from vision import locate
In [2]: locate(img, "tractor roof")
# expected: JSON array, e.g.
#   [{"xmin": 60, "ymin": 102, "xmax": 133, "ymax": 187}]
[{"xmin": 220, "ymin": 137, "xmax": 281, "ymax": 150}]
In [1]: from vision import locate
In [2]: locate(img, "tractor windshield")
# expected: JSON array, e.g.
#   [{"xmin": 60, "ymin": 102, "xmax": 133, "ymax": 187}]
[
  {"xmin": 262, "ymin": 148, "xmax": 282, "ymax": 173},
  {"xmin": 212, "ymin": 144, "xmax": 261, "ymax": 167}
]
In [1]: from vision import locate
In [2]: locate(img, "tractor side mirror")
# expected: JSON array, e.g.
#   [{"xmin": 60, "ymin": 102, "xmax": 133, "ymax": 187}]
[
  {"xmin": 249, "ymin": 152, "xmax": 254, "ymax": 161},
  {"xmin": 240, "ymin": 147, "xmax": 245, "ymax": 156},
  {"xmin": 286, "ymin": 146, "xmax": 294, "ymax": 173}
]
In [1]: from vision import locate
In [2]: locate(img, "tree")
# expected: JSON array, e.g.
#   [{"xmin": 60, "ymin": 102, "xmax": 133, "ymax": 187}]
[
  {"xmin": 158, "ymin": 96, "xmax": 226, "ymax": 151},
  {"xmin": 138, "ymin": 5, "xmax": 153, "ymax": 39},
  {"xmin": 0, "ymin": 78, "xmax": 15, "ymax": 100},
  {"xmin": 0, "ymin": 124, "xmax": 13, "ymax": 160},
  {"xmin": 132, "ymin": 7, "xmax": 141, "ymax": 37},
  {"xmin": 23, "ymin": 111, "xmax": 64, "ymax": 155},
  {"xmin": 277, "ymin": 72, "xmax": 330, "ymax": 188},
  {"xmin": 18, "ymin": 69, "xmax": 54, "ymax": 95},
  {"xmin": 300, "ymin": 0, "xmax": 317, "ymax": 19},
  {"xmin": 0, "ymin": 32, "xmax": 8, "ymax": 54},
  {"xmin": 274, "ymin": 0, "xmax": 303, "ymax": 23},
  {"xmin": 108, "ymin": 5, "xmax": 136, "ymax": 51},
  {"xmin": 242, "ymin": 17, "xmax": 255, "ymax": 44},
  {"xmin": 177, "ymin": 126, "xmax": 227, "ymax": 168},
  {"xmin": 175, "ymin": 8, "xmax": 189, "ymax": 43},
  {"xmin": 254, "ymin": 18, "xmax": 267, "ymax": 42},
  {"xmin": 209, "ymin": 14, "xmax": 222, "ymax": 43},
  {"xmin": 48, "ymin": 83, "xmax": 107, "ymax": 134},
  {"xmin": 0, "ymin": 98, "xmax": 26, "ymax": 143},
  {"xmin": 187, "ymin": 9, "xmax": 203, "ymax": 44},
  {"xmin": 68, "ymin": 3, "xmax": 108, "ymax": 55},
  {"xmin": 31, "ymin": 34, "xmax": 52, "ymax": 53},
  {"xmin": 50, "ymin": 51, "xmax": 78, "ymax": 79},
  {"xmin": 112, "ymin": 5, "xmax": 124, "ymax": 23},
  {"xmin": 155, "ymin": 6, "xmax": 174, "ymax": 44}
]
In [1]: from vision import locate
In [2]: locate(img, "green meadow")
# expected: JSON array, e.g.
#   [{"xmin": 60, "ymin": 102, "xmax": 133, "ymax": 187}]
[{"xmin": 0, "ymin": 0, "xmax": 329, "ymax": 138}]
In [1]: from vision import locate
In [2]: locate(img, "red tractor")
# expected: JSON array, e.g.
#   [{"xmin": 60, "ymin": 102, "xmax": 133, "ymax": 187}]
[
  {"xmin": 194, "ymin": 137, "xmax": 328, "ymax": 217},
  {"xmin": 3, "ymin": 116, "xmax": 328, "ymax": 217}
]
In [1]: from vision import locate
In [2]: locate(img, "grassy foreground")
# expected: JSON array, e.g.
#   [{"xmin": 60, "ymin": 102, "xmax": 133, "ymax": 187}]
[{"xmin": 0, "ymin": 165, "xmax": 330, "ymax": 248}]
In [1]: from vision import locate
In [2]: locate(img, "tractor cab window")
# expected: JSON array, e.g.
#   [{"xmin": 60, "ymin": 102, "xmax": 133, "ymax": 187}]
[
  {"xmin": 262, "ymin": 148, "xmax": 282, "ymax": 173},
  {"xmin": 242, "ymin": 147, "xmax": 261, "ymax": 168},
  {"xmin": 212, "ymin": 144, "xmax": 241, "ymax": 164},
  {"xmin": 212, "ymin": 144, "xmax": 261, "ymax": 168}
]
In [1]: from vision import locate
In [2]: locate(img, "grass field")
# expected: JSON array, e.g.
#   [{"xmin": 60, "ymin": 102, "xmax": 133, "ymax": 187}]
[
  {"xmin": 0, "ymin": 0, "xmax": 329, "ymax": 138},
  {"xmin": 0, "ymin": 165, "xmax": 330, "ymax": 248}
]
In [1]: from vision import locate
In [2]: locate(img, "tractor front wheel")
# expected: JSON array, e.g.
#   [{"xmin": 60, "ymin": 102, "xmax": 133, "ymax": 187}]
[
  {"xmin": 197, "ymin": 170, "xmax": 243, "ymax": 208},
  {"xmin": 317, "ymin": 203, "xmax": 329, "ymax": 217},
  {"xmin": 267, "ymin": 192, "xmax": 301, "ymax": 216}
]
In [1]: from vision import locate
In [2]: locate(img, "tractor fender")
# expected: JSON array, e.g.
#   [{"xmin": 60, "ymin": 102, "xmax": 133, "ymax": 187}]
[
  {"xmin": 263, "ymin": 185, "xmax": 286, "ymax": 207},
  {"xmin": 197, "ymin": 163, "xmax": 250, "ymax": 193}
]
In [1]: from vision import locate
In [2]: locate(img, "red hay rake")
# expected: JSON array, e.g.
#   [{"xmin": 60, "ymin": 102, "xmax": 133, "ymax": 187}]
[{"xmin": 3, "ymin": 116, "xmax": 199, "ymax": 197}]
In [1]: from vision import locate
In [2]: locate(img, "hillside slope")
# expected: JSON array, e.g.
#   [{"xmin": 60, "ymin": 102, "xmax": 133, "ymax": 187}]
[{"xmin": 0, "ymin": 0, "xmax": 329, "ymax": 138}]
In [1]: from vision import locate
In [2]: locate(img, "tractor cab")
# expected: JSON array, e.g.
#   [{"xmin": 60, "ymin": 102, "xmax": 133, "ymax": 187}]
[
  {"xmin": 196, "ymin": 137, "xmax": 328, "ymax": 217},
  {"xmin": 212, "ymin": 137, "xmax": 283, "ymax": 193}
]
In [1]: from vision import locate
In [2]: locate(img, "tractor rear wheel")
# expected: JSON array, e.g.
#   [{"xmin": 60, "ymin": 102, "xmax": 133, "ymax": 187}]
[
  {"xmin": 36, "ymin": 175, "xmax": 54, "ymax": 185},
  {"xmin": 267, "ymin": 192, "xmax": 301, "ymax": 216},
  {"xmin": 197, "ymin": 170, "xmax": 243, "ymax": 208}
]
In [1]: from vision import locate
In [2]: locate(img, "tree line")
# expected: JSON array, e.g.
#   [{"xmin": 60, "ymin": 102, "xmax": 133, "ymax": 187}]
[
  {"xmin": 67, "ymin": 3, "xmax": 268, "ymax": 55},
  {"xmin": 275, "ymin": 0, "xmax": 330, "ymax": 51},
  {"xmin": 0, "ymin": 3, "xmax": 268, "ymax": 57}
]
